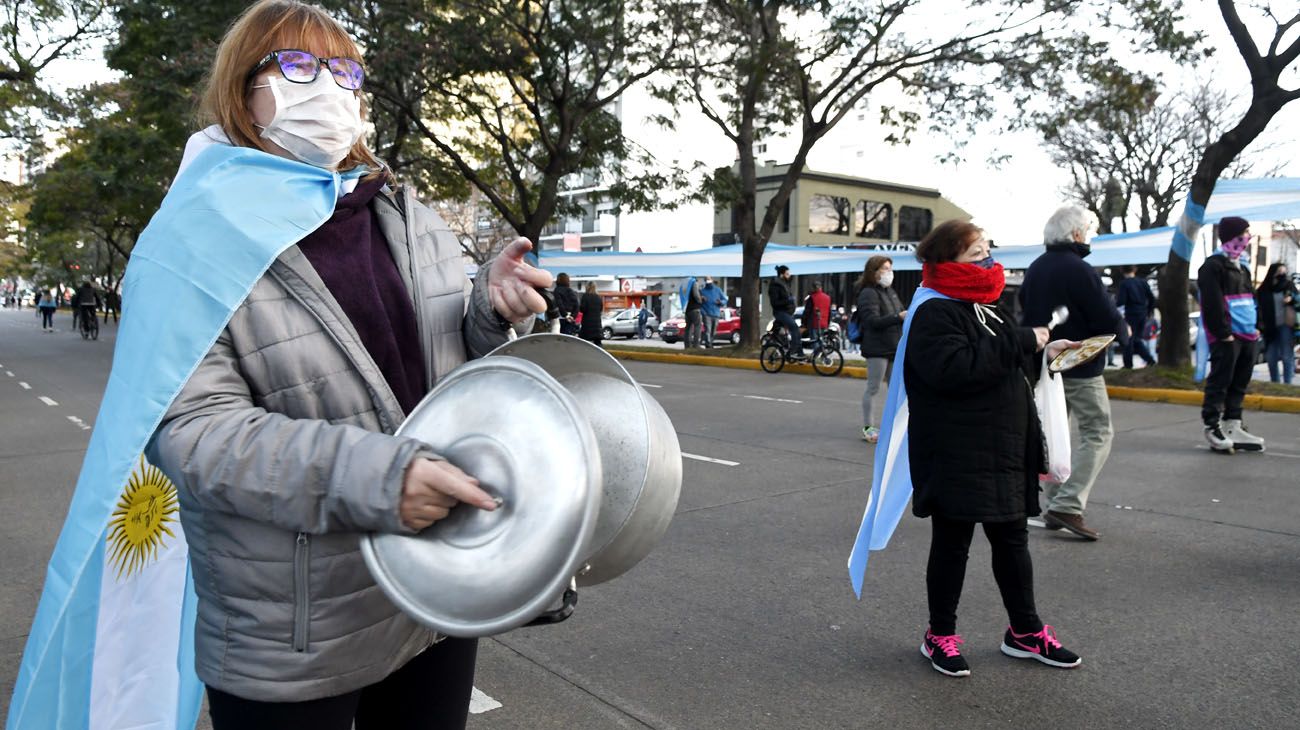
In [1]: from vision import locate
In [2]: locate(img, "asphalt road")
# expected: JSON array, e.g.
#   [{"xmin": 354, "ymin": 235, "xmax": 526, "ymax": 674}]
[{"xmin": 2, "ymin": 306, "xmax": 1298, "ymax": 729}]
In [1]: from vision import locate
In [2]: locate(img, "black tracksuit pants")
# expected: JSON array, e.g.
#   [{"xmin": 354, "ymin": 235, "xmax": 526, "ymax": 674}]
[
  {"xmin": 1202, "ymin": 338, "xmax": 1257, "ymax": 426},
  {"xmin": 926, "ymin": 516, "xmax": 1042, "ymax": 636}
]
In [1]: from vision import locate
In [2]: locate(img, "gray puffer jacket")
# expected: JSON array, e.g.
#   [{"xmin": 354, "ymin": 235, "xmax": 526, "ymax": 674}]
[{"xmin": 146, "ymin": 186, "xmax": 524, "ymax": 702}]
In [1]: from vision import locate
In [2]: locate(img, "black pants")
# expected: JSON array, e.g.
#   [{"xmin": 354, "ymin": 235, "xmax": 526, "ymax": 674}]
[
  {"xmin": 1122, "ymin": 314, "xmax": 1155, "ymax": 367},
  {"xmin": 207, "ymin": 637, "xmax": 478, "ymax": 730},
  {"xmin": 926, "ymin": 516, "xmax": 1041, "ymax": 636},
  {"xmin": 1202, "ymin": 339, "xmax": 1257, "ymax": 426}
]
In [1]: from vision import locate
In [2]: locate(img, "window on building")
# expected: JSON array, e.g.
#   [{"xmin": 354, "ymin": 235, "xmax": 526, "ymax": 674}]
[
  {"xmin": 855, "ymin": 200, "xmax": 892, "ymax": 239},
  {"xmin": 809, "ymin": 194, "xmax": 851, "ymax": 235},
  {"xmin": 781, "ymin": 198, "xmax": 790, "ymax": 233},
  {"xmin": 898, "ymin": 206, "xmax": 933, "ymax": 241},
  {"xmin": 756, "ymin": 143, "xmax": 767, "ymax": 154}
]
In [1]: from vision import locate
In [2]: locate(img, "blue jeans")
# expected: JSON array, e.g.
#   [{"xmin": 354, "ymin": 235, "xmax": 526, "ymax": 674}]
[
  {"xmin": 773, "ymin": 311, "xmax": 802, "ymax": 354},
  {"xmin": 1265, "ymin": 326, "xmax": 1295, "ymax": 384}
]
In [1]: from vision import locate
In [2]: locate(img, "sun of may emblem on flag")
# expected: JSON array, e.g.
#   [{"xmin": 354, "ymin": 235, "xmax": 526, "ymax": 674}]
[{"xmin": 107, "ymin": 457, "xmax": 180, "ymax": 579}]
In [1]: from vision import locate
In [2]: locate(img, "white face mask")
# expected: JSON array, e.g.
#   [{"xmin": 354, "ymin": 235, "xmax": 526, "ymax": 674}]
[
  {"xmin": 253, "ymin": 74, "xmax": 364, "ymax": 168},
  {"xmin": 878, "ymin": 270, "xmax": 894, "ymax": 288}
]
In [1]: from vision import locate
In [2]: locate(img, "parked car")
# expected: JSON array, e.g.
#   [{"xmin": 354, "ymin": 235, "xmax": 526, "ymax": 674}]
[
  {"xmin": 600, "ymin": 307, "xmax": 659, "ymax": 339},
  {"xmin": 660, "ymin": 307, "xmax": 742, "ymax": 345}
]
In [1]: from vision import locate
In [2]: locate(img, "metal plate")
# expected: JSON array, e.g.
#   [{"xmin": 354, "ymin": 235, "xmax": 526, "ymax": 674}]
[
  {"xmin": 1049, "ymin": 334, "xmax": 1117, "ymax": 373},
  {"xmin": 361, "ymin": 356, "xmax": 602, "ymax": 637}
]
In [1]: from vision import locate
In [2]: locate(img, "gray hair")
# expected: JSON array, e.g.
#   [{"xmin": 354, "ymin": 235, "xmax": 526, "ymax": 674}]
[{"xmin": 1043, "ymin": 205, "xmax": 1098, "ymax": 245}]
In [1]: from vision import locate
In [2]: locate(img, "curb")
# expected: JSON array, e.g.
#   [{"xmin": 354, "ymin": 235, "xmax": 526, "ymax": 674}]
[
  {"xmin": 1105, "ymin": 385, "xmax": 1300, "ymax": 414},
  {"xmin": 605, "ymin": 348, "xmax": 868, "ymax": 379},
  {"xmin": 603, "ymin": 348, "xmax": 1300, "ymax": 412}
]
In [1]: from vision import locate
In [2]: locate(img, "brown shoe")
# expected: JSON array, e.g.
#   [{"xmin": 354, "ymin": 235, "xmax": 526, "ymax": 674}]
[{"xmin": 1044, "ymin": 510, "xmax": 1099, "ymax": 541}]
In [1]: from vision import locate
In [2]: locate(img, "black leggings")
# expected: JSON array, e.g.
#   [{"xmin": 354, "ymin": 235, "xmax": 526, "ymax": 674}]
[
  {"xmin": 207, "ymin": 637, "xmax": 478, "ymax": 730},
  {"xmin": 926, "ymin": 516, "xmax": 1042, "ymax": 636}
]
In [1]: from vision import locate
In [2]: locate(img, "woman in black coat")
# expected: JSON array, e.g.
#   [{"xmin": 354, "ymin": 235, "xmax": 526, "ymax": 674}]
[
  {"xmin": 905, "ymin": 219, "xmax": 1082, "ymax": 678},
  {"xmin": 577, "ymin": 281, "xmax": 605, "ymax": 345},
  {"xmin": 854, "ymin": 255, "xmax": 905, "ymax": 442}
]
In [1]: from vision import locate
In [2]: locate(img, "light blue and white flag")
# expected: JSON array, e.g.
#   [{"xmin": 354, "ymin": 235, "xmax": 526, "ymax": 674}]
[
  {"xmin": 6, "ymin": 144, "xmax": 361, "ymax": 730},
  {"xmin": 847, "ymin": 287, "xmax": 953, "ymax": 598}
]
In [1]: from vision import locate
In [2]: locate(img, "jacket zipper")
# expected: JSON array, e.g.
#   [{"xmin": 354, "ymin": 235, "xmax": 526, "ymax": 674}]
[
  {"xmin": 397, "ymin": 189, "xmax": 435, "ymax": 392},
  {"xmin": 292, "ymin": 532, "xmax": 310, "ymax": 652}
]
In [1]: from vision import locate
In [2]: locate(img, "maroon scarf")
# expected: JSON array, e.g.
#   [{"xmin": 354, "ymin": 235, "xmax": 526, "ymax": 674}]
[{"xmin": 922, "ymin": 261, "xmax": 1006, "ymax": 304}]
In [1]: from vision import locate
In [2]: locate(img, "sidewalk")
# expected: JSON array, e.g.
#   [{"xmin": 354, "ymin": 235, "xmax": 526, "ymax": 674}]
[{"xmin": 602, "ymin": 338, "xmax": 1300, "ymax": 413}]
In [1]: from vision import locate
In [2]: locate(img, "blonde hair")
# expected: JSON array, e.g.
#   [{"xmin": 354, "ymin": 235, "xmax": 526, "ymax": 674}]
[{"xmin": 199, "ymin": 0, "xmax": 390, "ymax": 182}]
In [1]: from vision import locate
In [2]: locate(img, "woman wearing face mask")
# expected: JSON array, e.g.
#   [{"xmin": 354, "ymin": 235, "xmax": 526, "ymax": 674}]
[
  {"xmin": 1255, "ymin": 262, "xmax": 1297, "ymax": 384},
  {"xmin": 144, "ymin": 1, "xmax": 551, "ymax": 727},
  {"xmin": 896, "ymin": 220, "xmax": 1082, "ymax": 677},
  {"xmin": 854, "ymin": 255, "xmax": 905, "ymax": 442}
]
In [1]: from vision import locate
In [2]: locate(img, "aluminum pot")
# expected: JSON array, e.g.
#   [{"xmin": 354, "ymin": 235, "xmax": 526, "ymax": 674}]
[{"xmin": 488, "ymin": 333, "xmax": 682, "ymax": 586}]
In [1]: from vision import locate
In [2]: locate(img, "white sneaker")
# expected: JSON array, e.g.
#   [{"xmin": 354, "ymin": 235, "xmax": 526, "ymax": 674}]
[
  {"xmin": 1203, "ymin": 423, "xmax": 1234, "ymax": 453},
  {"xmin": 1222, "ymin": 419, "xmax": 1265, "ymax": 452}
]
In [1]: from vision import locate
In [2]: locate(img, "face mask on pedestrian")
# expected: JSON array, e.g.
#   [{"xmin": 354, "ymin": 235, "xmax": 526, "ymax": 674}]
[
  {"xmin": 878, "ymin": 270, "xmax": 894, "ymax": 288},
  {"xmin": 252, "ymin": 74, "xmax": 364, "ymax": 168},
  {"xmin": 972, "ymin": 255, "xmax": 998, "ymax": 270},
  {"xmin": 1221, "ymin": 234, "xmax": 1249, "ymax": 260}
]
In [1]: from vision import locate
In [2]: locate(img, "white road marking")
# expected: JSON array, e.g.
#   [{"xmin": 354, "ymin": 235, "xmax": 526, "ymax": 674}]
[
  {"xmin": 738, "ymin": 394, "xmax": 802, "ymax": 404},
  {"xmin": 4, "ymin": 371, "xmax": 12, "ymax": 376},
  {"xmin": 469, "ymin": 687, "xmax": 501, "ymax": 714},
  {"xmin": 67, "ymin": 416, "xmax": 91, "ymax": 431},
  {"xmin": 38, "ymin": 396, "xmax": 58, "ymax": 407},
  {"xmin": 19, "ymin": 382, "xmax": 31, "ymax": 390},
  {"xmin": 682, "ymin": 452, "xmax": 739, "ymax": 466},
  {"xmin": 640, "ymin": 383, "xmax": 663, "ymax": 388}
]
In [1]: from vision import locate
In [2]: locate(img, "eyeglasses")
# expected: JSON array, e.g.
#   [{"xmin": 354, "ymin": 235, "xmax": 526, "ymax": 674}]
[{"xmin": 247, "ymin": 49, "xmax": 365, "ymax": 90}]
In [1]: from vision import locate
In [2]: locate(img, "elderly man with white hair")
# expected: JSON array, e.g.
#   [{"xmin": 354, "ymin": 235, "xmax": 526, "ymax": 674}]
[{"xmin": 1018, "ymin": 205, "xmax": 1126, "ymax": 541}]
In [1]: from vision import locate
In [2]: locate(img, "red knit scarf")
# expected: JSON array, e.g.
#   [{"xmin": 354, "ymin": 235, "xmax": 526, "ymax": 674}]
[{"xmin": 922, "ymin": 261, "xmax": 1006, "ymax": 304}]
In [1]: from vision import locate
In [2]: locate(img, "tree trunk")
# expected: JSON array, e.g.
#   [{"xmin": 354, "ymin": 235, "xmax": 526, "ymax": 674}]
[{"xmin": 1156, "ymin": 95, "xmax": 1284, "ymax": 366}]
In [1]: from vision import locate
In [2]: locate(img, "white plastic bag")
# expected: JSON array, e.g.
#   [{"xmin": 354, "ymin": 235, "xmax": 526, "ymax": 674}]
[{"xmin": 1034, "ymin": 354, "xmax": 1072, "ymax": 483}]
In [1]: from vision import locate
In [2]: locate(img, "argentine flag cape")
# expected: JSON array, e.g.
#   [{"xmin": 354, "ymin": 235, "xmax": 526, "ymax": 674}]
[
  {"xmin": 7, "ymin": 145, "xmax": 362, "ymax": 730},
  {"xmin": 847, "ymin": 286, "xmax": 953, "ymax": 598}
]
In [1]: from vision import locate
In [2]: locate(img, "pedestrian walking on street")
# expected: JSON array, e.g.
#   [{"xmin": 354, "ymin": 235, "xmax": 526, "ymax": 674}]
[
  {"xmin": 1198, "ymin": 217, "xmax": 1266, "ymax": 453},
  {"xmin": 865, "ymin": 219, "xmax": 1083, "ymax": 678},
  {"xmin": 76, "ymin": 2, "xmax": 550, "ymax": 727},
  {"xmin": 700, "ymin": 276, "xmax": 725, "ymax": 347},
  {"xmin": 1115, "ymin": 265, "xmax": 1157, "ymax": 368},
  {"xmin": 769, "ymin": 265, "xmax": 805, "ymax": 360},
  {"xmin": 103, "ymin": 287, "xmax": 121, "ymax": 323},
  {"xmin": 855, "ymin": 255, "xmax": 905, "ymax": 443},
  {"xmin": 682, "ymin": 275, "xmax": 703, "ymax": 348},
  {"xmin": 637, "ymin": 299, "xmax": 650, "ymax": 339},
  {"xmin": 37, "ymin": 289, "xmax": 57, "ymax": 331},
  {"xmin": 1256, "ymin": 262, "xmax": 1297, "ymax": 384},
  {"xmin": 553, "ymin": 272, "xmax": 580, "ymax": 336},
  {"xmin": 1019, "ymin": 205, "xmax": 1125, "ymax": 540},
  {"xmin": 804, "ymin": 281, "xmax": 832, "ymax": 355},
  {"xmin": 579, "ymin": 281, "xmax": 605, "ymax": 346}
]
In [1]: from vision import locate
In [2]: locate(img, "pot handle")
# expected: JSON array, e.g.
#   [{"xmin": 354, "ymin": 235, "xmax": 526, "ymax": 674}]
[{"xmin": 523, "ymin": 578, "xmax": 578, "ymax": 626}]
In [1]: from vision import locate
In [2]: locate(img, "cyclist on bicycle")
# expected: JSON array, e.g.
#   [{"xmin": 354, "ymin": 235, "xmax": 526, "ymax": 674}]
[
  {"xmin": 74, "ymin": 281, "xmax": 100, "ymax": 332},
  {"xmin": 769, "ymin": 265, "xmax": 805, "ymax": 360}
]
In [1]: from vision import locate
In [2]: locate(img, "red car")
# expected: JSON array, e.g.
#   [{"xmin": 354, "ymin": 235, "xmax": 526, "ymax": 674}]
[{"xmin": 659, "ymin": 307, "xmax": 742, "ymax": 345}]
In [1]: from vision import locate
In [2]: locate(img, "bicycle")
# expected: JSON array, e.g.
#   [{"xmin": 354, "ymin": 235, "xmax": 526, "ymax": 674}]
[
  {"xmin": 79, "ymin": 305, "xmax": 99, "ymax": 340},
  {"xmin": 759, "ymin": 321, "xmax": 844, "ymax": 376}
]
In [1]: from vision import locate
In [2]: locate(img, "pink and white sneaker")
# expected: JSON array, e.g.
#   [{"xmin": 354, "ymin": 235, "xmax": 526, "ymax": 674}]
[
  {"xmin": 921, "ymin": 629, "xmax": 971, "ymax": 677},
  {"xmin": 1000, "ymin": 624, "xmax": 1082, "ymax": 668}
]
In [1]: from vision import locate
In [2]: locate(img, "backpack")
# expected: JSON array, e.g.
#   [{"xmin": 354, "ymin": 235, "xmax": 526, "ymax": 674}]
[{"xmin": 847, "ymin": 319, "xmax": 862, "ymax": 344}]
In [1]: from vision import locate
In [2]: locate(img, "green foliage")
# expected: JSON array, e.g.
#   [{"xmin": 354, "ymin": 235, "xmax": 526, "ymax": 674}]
[
  {"xmin": 0, "ymin": 0, "xmax": 109, "ymax": 137},
  {"xmin": 351, "ymin": 0, "xmax": 693, "ymax": 240}
]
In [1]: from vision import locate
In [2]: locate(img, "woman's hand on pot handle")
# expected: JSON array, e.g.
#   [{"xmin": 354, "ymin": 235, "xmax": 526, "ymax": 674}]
[
  {"xmin": 1045, "ymin": 338, "xmax": 1082, "ymax": 361},
  {"xmin": 400, "ymin": 458, "xmax": 497, "ymax": 532},
  {"xmin": 489, "ymin": 238, "xmax": 554, "ymax": 322}
]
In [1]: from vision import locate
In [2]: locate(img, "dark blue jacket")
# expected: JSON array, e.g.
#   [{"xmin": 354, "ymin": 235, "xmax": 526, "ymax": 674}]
[
  {"xmin": 700, "ymin": 283, "xmax": 725, "ymax": 317},
  {"xmin": 1019, "ymin": 245, "xmax": 1125, "ymax": 379},
  {"xmin": 1116, "ymin": 276, "xmax": 1156, "ymax": 321}
]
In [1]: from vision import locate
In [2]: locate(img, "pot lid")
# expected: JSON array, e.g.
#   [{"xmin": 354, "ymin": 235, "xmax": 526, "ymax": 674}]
[{"xmin": 361, "ymin": 355, "xmax": 602, "ymax": 637}]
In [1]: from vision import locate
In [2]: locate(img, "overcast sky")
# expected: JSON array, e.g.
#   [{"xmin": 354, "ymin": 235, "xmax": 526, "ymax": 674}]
[{"xmin": 34, "ymin": 0, "xmax": 1299, "ymax": 248}]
